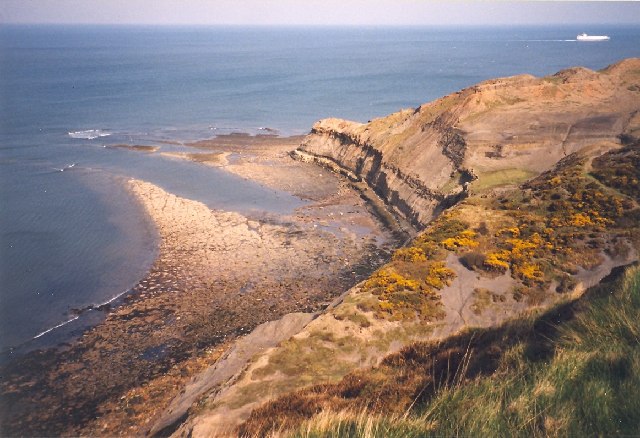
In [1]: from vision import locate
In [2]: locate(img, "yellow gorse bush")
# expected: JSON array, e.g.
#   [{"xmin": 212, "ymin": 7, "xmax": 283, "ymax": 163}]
[
  {"xmin": 484, "ymin": 251, "xmax": 511, "ymax": 271},
  {"xmin": 441, "ymin": 229, "xmax": 479, "ymax": 250},
  {"xmin": 424, "ymin": 262, "xmax": 456, "ymax": 289},
  {"xmin": 392, "ymin": 247, "xmax": 428, "ymax": 263}
]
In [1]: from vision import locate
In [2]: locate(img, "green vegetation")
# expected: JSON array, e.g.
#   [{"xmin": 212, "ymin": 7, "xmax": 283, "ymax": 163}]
[
  {"xmin": 466, "ymin": 148, "xmax": 638, "ymax": 300},
  {"xmin": 333, "ymin": 310, "xmax": 371, "ymax": 328},
  {"xmin": 251, "ymin": 330, "xmax": 358, "ymax": 383},
  {"xmin": 440, "ymin": 171, "xmax": 465, "ymax": 193},
  {"xmin": 591, "ymin": 142, "xmax": 640, "ymax": 202},
  {"xmin": 471, "ymin": 168, "xmax": 537, "ymax": 192},
  {"xmin": 359, "ymin": 216, "xmax": 478, "ymax": 321},
  {"xmin": 238, "ymin": 142, "xmax": 640, "ymax": 437},
  {"xmin": 240, "ymin": 264, "xmax": 640, "ymax": 437},
  {"xmin": 470, "ymin": 287, "xmax": 505, "ymax": 315}
]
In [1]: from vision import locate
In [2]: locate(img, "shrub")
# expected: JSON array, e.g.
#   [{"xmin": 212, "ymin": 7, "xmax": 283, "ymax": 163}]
[
  {"xmin": 556, "ymin": 274, "xmax": 577, "ymax": 293},
  {"xmin": 392, "ymin": 247, "xmax": 427, "ymax": 263},
  {"xmin": 441, "ymin": 230, "xmax": 479, "ymax": 251},
  {"xmin": 475, "ymin": 221, "xmax": 490, "ymax": 236},
  {"xmin": 424, "ymin": 262, "xmax": 456, "ymax": 289},
  {"xmin": 459, "ymin": 251, "xmax": 485, "ymax": 271},
  {"xmin": 484, "ymin": 251, "xmax": 510, "ymax": 272}
]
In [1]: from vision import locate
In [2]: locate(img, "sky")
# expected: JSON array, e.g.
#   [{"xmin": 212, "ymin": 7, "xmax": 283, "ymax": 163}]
[{"xmin": 1, "ymin": 1, "xmax": 639, "ymax": 26}]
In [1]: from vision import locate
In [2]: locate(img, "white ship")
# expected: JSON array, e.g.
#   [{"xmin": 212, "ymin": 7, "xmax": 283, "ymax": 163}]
[{"xmin": 577, "ymin": 33, "xmax": 610, "ymax": 41}]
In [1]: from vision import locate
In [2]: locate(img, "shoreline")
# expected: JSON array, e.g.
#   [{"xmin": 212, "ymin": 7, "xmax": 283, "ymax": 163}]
[
  {"xmin": 0, "ymin": 170, "xmax": 161, "ymax": 361},
  {"xmin": 1, "ymin": 134, "xmax": 308, "ymax": 359},
  {"xmin": 0, "ymin": 135, "xmax": 399, "ymax": 436}
]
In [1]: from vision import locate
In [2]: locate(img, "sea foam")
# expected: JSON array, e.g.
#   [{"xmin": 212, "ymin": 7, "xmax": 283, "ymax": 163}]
[
  {"xmin": 68, "ymin": 129, "xmax": 111, "ymax": 140},
  {"xmin": 32, "ymin": 316, "xmax": 80, "ymax": 339}
]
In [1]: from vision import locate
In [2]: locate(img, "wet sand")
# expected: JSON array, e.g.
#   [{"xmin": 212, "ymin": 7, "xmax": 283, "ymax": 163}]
[{"xmin": 0, "ymin": 135, "xmax": 397, "ymax": 436}]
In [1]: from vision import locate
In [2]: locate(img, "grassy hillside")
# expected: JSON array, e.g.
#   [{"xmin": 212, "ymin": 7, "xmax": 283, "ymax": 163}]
[
  {"xmin": 243, "ymin": 263, "xmax": 640, "ymax": 437},
  {"xmin": 331, "ymin": 142, "xmax": 640, "ymax": 327},
  {"xmin": 238, "ymin": 141, "xmax": 640, "ymax": 437},
  {"xmin": 176, "ymin": 62, "xmax": 640, "ymax": 435}
]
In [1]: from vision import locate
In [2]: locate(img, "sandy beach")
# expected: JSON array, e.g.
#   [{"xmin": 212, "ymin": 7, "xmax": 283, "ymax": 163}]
[{"xmin": 0, "ymin": 135, "xmax": 398, "ymax": 436}]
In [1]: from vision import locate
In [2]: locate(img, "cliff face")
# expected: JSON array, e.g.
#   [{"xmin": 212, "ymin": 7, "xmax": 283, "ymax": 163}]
[
  {"xmin": 299, "ymin": 58, "xmax": 640, "ymax": 227},
  {"xmin": 169, "ymin": 59, "xmax": 640, "ymax": 437}
]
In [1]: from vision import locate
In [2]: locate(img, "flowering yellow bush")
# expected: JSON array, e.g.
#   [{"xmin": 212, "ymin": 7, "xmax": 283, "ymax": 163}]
[
  {"xmin": 441, "ymin": 230, "xmax": 479, "ymax": 250},
  {"xmin": 549, "ymin": 217, "xmax": 563, "ymax": 228},
  {"xmin": 484, "ymin": 251, "xmax": 510, "ymax": 271},
  {"xmin": 392, "ymin": 247, "xmax": 428, "ymax": 263},
  {"xmin": 424, "ymin": 262, "xmax": 456, "ymax": 289},
  {"xmin": 360, "ymin": 216, "xmax": 475, "ymax": 321},
  {"xmin": 364, "ymin": 269, "xmax": 421, "ymax": 293},
  {"xmin": 570, "ymin": 213, "xmax": 594, "ymax": 227},
  {"xmin": 505, "ymin": 233, "xmax": 542, "ymax": 257},
  {"xmin": 515, "ymin": 263, "xmax": 545, "ymax": 283},
  {"xmin": 503, "ymin": 227, "xmax": 520, "ymax": 237}
]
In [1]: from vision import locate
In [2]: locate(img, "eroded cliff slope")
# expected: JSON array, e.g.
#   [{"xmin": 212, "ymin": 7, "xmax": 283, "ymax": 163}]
[
  {"xmin": 299, "ymin": 58, "xmax": 640, "ymax": 227},
  {"xmin": 171, "ymin": 59, "xmax": 640, "ymax": 437}
]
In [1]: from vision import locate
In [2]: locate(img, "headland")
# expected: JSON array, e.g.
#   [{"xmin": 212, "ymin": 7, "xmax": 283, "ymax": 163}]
[{"xmin": 1, "ymin": 58, "xmax": 640, "ymax": 437}]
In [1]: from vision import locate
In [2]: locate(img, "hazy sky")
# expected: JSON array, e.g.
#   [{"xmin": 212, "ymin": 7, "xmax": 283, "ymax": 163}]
[{"xmin": 1, "ymin": 1, "xmax": 639, "ymax": 26}]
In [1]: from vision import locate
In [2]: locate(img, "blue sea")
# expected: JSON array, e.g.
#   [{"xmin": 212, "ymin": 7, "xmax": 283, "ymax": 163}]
[{"xmin": 1, "ymin": 25, "xmax": 639, "ymax": 352}]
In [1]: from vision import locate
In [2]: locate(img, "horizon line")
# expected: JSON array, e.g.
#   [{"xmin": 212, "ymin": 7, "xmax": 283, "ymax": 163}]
[{"xmin": 2, "ymin": 22, "xmax": 638, "ymax": 27}]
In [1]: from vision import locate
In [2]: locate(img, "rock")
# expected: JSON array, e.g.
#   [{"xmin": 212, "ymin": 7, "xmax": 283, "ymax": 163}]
[{"xmin": 298, "ymin": 58, "xmax": 640, "ymax": 228}]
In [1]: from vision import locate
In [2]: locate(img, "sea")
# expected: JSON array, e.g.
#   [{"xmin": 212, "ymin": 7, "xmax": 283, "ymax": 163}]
[{"xmin": 1, "ymin": 24, "xmax": 639, "ymax": 354}]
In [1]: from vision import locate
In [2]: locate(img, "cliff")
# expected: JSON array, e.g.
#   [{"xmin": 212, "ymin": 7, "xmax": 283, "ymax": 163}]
[
  {"xmin": 298, "ymin": 58, "xmax": 640, "ymax": 227},
  {"xmin": 168, "ymin": 59, "xmax": 640, "ymax": 437}
]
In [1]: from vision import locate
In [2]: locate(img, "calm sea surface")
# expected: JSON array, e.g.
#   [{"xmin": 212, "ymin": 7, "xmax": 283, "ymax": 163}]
[{"xmin": 1, "ymin": 25, "xmax": 639, "ymax": 351}]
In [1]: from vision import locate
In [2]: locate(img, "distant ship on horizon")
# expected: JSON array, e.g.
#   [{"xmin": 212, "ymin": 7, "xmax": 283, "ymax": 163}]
[{"xmin": 577, "ymin": 33, "xmax": 610, "ymax": 41}]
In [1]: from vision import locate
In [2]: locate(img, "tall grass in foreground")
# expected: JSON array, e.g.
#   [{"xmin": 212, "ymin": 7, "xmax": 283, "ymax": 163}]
[{"xmin": 286, "ymin": 265, "xmax": 640, "ymax": 437}]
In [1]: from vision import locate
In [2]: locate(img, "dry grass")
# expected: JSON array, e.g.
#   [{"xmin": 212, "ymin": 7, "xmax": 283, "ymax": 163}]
[
  {"xmin": 241, "ymin": 264, "xmax": 640, "ymax": 437},
  {"xmin": 238, "ymin": 142, "xmax": 640, "ymax": 438}
]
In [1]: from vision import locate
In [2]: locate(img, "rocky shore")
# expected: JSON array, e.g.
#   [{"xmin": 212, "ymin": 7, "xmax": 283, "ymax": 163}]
[
  {"xmin": 174, "ymin": 58, "xmax": 640, "ymax": 436},
  {"xmin": 0, "ymin": 135, "xmax": 398, "ymax": 436},
  {"xmin": 2, "ymin": 59, "xmax": 638, "ymax": 438}
]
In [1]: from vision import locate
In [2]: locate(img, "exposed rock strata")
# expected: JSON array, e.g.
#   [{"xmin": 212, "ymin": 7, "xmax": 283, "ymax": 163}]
[
  {"xmin": 177, "ymin": 58, "xmax": 640, "ymax": 436},
  {"xmin": 298, "ymin": 58, "xmax": 640, "ymax": 227}
]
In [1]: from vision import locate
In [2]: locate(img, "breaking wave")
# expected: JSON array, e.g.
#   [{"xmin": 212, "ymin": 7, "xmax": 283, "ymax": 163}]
[
  {"xmin": 30, "ymin": 286, "xmax": 133, "ymax": 342},
  {"xmin": 68, "ymin": 129, "xmax": 111, "ymax": 140},
  {"xmin": 32, "ymin": 316, "xmax": 80, "ymax": 340}
]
